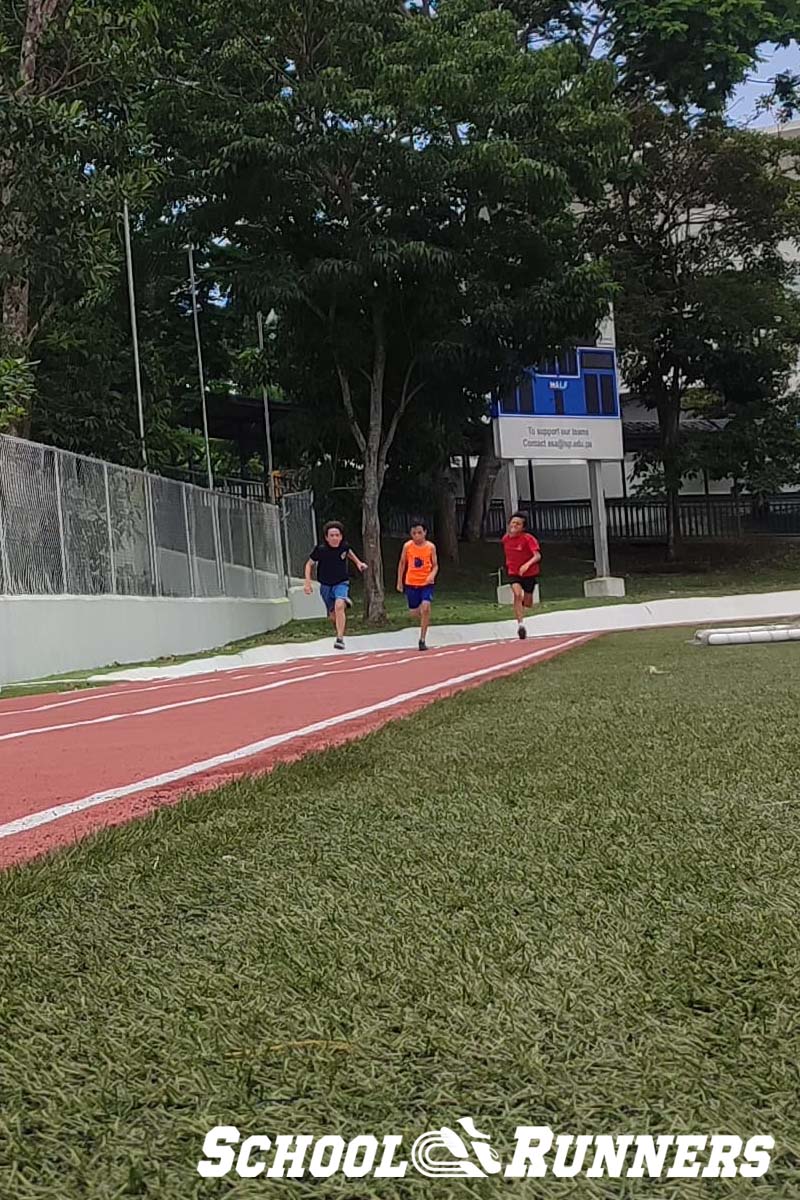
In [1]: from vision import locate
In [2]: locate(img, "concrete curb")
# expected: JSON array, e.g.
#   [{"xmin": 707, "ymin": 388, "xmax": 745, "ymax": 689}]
[{"xmin": 90, "ymin": 588, "xmax": 800, "ymax": 683}]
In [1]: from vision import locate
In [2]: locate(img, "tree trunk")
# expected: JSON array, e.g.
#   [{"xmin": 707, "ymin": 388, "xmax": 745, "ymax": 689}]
[
  {"xmin": 336, "ymin": 310, "xmax": 426, "ymax": 625},
  {"xmin": 361, "ymin": 455, "xmax": 386, "ymax": 624},
  {"xmin": 657, "ymin": 398, "xmax": 682, "ymax": 563},
  {"xmin": 336, "ymin": 334, "xmax": 389, "ymax": 624},
  {"xmin": 434, "ymin": 465, "xmax": 459, "ymax": 564},
  {"xmin": 462, "ymin": 423, "xmax": 500, "ymax": 542}
]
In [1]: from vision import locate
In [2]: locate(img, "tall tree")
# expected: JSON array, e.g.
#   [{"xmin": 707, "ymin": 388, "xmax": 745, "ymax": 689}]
[
  {"xmin": 458, "ymin": 2, "xmax": 800, "ymax": 528},
  {"xmin": 0, "ymin": 0, "xmax": 159, "ymax": 434},
  {"xmin": 30, "ymin": 220, "xmax": 239, "ymax": 468},
  {"xmin": 689, "ymin": 292, "xmax": 800, "ymax": 500},
  {"xmin": 591, "ymin": 111, "xmax": 800, "ymax": 557},
  {"xmin": 156, "ymin": 0, "xmax": 621, "ymax": 620},
  {"xmin": 497, "ymin": 1, "xmax": 800, "ymax": 110}
]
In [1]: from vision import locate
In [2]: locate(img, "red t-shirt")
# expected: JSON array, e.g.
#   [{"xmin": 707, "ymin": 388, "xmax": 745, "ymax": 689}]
[{"xmin": 502, "ymin": 532, "xmax": 541, "ymax": 577}]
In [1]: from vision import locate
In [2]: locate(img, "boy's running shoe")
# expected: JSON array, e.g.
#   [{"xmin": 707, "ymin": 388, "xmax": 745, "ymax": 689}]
[
  {"xmin": 344, "ymin": 597, "xmax": 353, "ymax": 610},
  {"xmin": 518, "ymin": 625, "xmax": 527, "ymax": 640},
  {"xmin": 334, "ymin": 637, "xmax": 345, "ymax": 651},
  {"xmin": 419, "ymin": 639, "xmax": 428, "ymax": 652}
]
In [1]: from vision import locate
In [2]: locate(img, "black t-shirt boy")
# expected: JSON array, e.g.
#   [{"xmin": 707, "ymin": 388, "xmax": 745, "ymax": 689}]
[{"xmin": 309, "ymin": 540, "xmax": 352, "ymax": 586}]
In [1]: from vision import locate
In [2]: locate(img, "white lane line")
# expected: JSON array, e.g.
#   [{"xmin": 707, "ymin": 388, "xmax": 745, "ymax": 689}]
[
  {"xmin": 0, "ymin": 637, "xmax": 589, "ymax": 841},
  {"xmin": 0, "ymin": 645, "xmax": 493, "ymax": 744},
  {"xmin": 0, "ymin": 646, "xmax": 423, "ymax": 720}
]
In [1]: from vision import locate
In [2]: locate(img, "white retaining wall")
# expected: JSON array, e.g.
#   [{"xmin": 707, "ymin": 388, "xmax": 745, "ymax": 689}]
[
  {"xmin": 0, "ymin": 578, "xmax": 326, "ymax": 686},
  {"xmin": 0, "ymin": 594, "xmax": 294, "ymax": 686}
]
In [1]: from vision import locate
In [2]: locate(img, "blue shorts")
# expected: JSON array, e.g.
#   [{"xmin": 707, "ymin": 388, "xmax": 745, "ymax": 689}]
[
  {"xmin": 320, "ymin": 582, "xmax": 349, "ymax": 613},
  {"xmin": 405, "ymin": 585, "xmax": 434, "ymax": 610}
]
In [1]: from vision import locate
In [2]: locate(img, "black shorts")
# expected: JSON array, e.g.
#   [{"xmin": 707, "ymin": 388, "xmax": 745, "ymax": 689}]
[{"xmin": 508, "ymin": 575, "xmax": 539, "ymax": 595}]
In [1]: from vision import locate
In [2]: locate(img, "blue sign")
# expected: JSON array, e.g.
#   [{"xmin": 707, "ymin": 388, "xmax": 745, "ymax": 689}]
[{"xmin": 493, "ymin": 347, "xmax": 619, "ymax": 421}]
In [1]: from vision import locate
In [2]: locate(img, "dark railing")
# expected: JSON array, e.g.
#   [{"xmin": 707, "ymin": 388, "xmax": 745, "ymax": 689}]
[
  {"xmin": 443, "ymin": 495, "xmax": 800, "ymax": 542},
  {"xmin": 161, "ymin": 466, "xmax": 272, "ymax": 504},
  {"xmin": 522, "ymin": 496, "xmax": 800, "ymax": 542},
  {"xmin": 382, "ymin": 509, "xmax": 434, "ymax": 539},
  {"xmin": 277, "ymin": 491, "xmax": 800, "ymax": 543}
]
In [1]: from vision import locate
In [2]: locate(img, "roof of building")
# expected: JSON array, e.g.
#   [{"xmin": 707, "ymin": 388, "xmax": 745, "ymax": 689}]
[
  {"xmin": 621, "ymin": 398, "xmax": 726, "ymax": 450},
  {"xmin": 762, "ymin": 119, "xmax": 800, "ymax": 141}
]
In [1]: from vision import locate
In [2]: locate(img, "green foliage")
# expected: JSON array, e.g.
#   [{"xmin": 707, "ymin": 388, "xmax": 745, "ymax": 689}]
[
  {"xmin": 692, "ymin": 391, "xmax": 800, "ymax": 496},
  {"xmin": 0, "ymin": 355, "xmax": 36, "ymax": 433},
  {"xmin": 602, "ymin": 0, "xmax": 800, "ymax": 111},
  {"xmin": 0, "ymin": 1, "xmax": 163, "ymax": 432},
  {"xmin": 3, "ymin": 0, "xmax": 800, "ymax": 527},
  {"xmin": 760, "ymin": 69, "xmax": 800, "ymax": 122},
  {"xmin": 150, "ymin": 0, "xmax": 625, "ymax": 615},
  {"xmin": 592, "ymin": 109, "xmax": 800, "ymax": 526},
  {"xmin": 492, "ymin": 1, "xmax": 800, "ymax": 111}
]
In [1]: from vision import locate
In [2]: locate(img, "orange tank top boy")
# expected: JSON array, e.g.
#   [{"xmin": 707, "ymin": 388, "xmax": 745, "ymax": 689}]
[{"xmin": 404, "ymin": 541, "xmax": 435, "ymax": 587}]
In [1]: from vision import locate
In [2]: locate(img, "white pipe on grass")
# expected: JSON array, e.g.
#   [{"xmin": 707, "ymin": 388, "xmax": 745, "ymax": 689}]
[
  {"xmin": 695, "ymin": 624, "xmax": 800, "ymax": 640},
  {"xmin": 698, "ymin": 626, "xmax": 800, "ymax": 647}
]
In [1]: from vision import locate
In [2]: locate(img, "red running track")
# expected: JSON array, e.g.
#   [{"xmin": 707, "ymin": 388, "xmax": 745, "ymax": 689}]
[{"xmin": 0, "ymin": 634, "xmax": 590, "ymax": 869}]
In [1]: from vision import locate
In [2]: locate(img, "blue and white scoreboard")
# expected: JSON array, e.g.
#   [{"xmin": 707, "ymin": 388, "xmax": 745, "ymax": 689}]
[{"xmin": 492, "ymin": 346, "xmax": 624, "ymax": 462}]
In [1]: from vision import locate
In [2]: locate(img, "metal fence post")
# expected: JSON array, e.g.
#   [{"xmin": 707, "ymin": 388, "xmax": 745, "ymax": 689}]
[
  {"xmin": 0, "ymin": 444, "xmax": 9, "ymax": 593},
  {"xmin": 280, "ymin": 497, "xmax": 291, "ymax": 595},
  {"xmin": 182, "ymin": 485, "xmax": 196, "ymax": 597},
  {"xmin": 227, "ymin": 503, "xmax": 235, "ymax": 592},
  {"xmin": 246, "ymin": 504, "xmax": 258, "ymax": 598},
  {"xmin": 0, "ymin": 507, "xmax": 7, "ymax": 594},
  {"xmin": 212, "ymin": 493, "xmax": 225, "ymax": 594},
  {"xmin": 103, "ymin": 463, "xmax": 117, "ymax": 594},
  {"xmin": 310, "ymin": 490, "xmax": 318, "ymax": 547},
  {"xmin": 54, "ymin": 452, "xmax": 69, "ymax": 593},
  {"xmin": 271, "ymin": 502, "xmax": 286, "ymax": 597},
  {"xmin": 145, "ymin": 473, "xmax": 161, "ymax": 596}
]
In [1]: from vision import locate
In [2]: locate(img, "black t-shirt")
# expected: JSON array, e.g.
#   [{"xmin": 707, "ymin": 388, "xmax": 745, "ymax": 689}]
[{"xmin": 310, "ymin": 541, "xmax": 351, "ymax": 586}]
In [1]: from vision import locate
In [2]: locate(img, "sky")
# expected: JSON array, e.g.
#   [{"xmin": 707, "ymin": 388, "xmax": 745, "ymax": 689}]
[{"xmin": 727, "ymin": 41, "xmax": 800, "ymax": 128}]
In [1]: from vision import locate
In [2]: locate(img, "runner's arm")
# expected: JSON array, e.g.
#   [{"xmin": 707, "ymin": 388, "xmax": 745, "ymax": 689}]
[
  {"xmin": 426, "ymin": 544, "xmax": 439, "ymax": 585},
  {"xmin": 396, "ymin": 544, "xmax": 408, "ymax": 592},
  {"xmin": 304, "ymin": 557, "xmax": 315, "ymax": 594},
  {"xmin": 519, "ymin": 536, "xmax": 541, "ymax": 575},
  {"xmin": 347, "ymin": 549, "xmax": 367, "ymax": 573}
]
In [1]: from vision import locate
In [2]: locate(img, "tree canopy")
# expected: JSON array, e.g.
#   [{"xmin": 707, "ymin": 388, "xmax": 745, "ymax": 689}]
[
  {"xmin": 149, "ymin": 0, "xmax": 624, "ymax": 616},
  {"xmin": 591, "ymin": 109, "xmax": 800, "ymax": 555},
  {"xmin": 2, "ymin": 0, "xmax": 799, "ymax": 602}
]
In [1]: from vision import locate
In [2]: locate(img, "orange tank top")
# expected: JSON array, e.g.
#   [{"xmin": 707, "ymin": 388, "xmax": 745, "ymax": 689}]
[{"xmin": 404, "ymin": 541, "xmax": 434, "ymax": 587}]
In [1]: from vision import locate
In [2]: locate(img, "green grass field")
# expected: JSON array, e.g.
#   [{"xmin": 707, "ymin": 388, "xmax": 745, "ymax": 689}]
[{"xmin": 3, "ymin": 629, "xmax": 800, "ymax": 1196}]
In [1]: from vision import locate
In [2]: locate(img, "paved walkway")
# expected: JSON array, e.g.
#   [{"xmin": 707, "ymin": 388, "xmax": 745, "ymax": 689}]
[{"xmin": 92, "ymin": 589, "xmax": 800, "ymax": 683}]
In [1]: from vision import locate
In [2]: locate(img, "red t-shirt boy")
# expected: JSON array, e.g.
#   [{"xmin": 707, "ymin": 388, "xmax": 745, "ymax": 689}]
[{"xmin": 502, "ymin": 512, "xmax": 541, "ymax": 641}]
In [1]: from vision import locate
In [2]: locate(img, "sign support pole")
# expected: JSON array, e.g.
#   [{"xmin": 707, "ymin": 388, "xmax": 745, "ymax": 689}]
[
  {"xmin": 583, "ymin": 460, "xmax": 625, "ymax": 598},
  {"xmin": 588, "ymin": 459, "xmax": 611, "ymax": 578}
]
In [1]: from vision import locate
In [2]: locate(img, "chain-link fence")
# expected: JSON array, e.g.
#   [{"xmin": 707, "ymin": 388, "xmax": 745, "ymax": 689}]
[
  {"xmin": 280, "ymin": 489, "xmax": 317, "ymax": 581},
  {"xmin": 0, "ymin": 434, "xmax": 291, "ymax": 600}
]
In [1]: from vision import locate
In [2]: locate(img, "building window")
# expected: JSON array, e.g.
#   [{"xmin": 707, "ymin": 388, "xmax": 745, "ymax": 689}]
[
  {"xmin": 581, "ymin": 350, "xmax": 615, "ymax": 371},
  {"xmin": 585, "ymin": 374, "xmax": 600, "ymax": 415},
  {"xmin": 600, "ymin": 374, "xmax": 616, "ymax": 415},
  {"xmin": 536, "ymin": 349, "xmax": 579, "ymax": 378}
]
